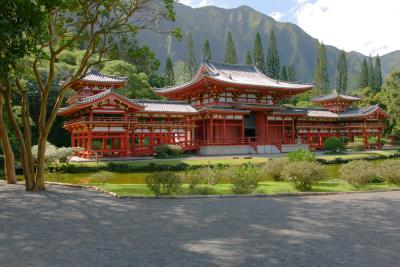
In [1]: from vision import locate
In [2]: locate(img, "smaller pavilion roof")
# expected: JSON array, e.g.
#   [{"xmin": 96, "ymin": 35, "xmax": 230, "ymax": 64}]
[
  {"xmin": 311, "ymin": 90, "xmax": 362, "ymax": 103},
  {"xmin": 339, "ymin": 104, "xmax": 389, "ymax": 118},
  {"xmin": 133, "ymin": 100, "xmax": 198, "ymax": 114},
  {"xmin": 78, "ymin": 68, "xmax": 128, "ymax": 84}
]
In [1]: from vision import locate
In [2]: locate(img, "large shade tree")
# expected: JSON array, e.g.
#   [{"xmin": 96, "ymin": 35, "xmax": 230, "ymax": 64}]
[{"xmin": 0, "ymin": 0, "xmax": 179, "ymax": 191}]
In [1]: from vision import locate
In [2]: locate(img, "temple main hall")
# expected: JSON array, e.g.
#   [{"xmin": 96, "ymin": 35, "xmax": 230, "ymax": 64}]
[{"xmin": 58, "ymin": 61, "xmax": 389, "ymax": 158}]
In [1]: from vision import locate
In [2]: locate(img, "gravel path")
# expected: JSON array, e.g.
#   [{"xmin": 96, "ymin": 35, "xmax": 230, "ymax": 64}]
[{"xmin": 1, "ymin": 184, "xmax": 400, "ymax": 267}]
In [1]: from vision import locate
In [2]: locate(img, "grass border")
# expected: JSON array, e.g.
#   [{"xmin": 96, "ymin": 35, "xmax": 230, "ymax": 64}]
[{"xmin": 44, "ymin": 181, "xmax": 400, "ymax": 199}]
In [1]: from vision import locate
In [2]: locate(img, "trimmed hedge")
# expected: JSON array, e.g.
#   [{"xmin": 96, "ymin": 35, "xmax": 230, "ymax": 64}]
[{"xmin": 324, "ymin": 137, "xmax": 344, "ymax": 152}]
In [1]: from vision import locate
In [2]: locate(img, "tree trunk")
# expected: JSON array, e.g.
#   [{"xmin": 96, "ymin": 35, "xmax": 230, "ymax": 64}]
[
  {"xmin": 33, "ymin": 135, "xmax": 47, "ymax": 191},
  {"xmin": 0, "ymin": 95, "xmax": 17, "ymax": 184},
  {"xmin": 2, "ymin": 89, "xmax": 35, "ymax": 190}
]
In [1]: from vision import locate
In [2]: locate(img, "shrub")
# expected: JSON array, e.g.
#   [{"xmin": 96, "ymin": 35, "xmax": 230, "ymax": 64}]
[
  {"xmin": 229, "ymin": 164, "xmax": 260, "ymax": 194},
  {"xmin": 324, "ymin": 137, "xmax": 344, "ymax": 152},
  {"xmin": 154, "ymin": 145, "xmax": 183, "ymax": 158},
  {"xmin": 340, "ymin": 160, "xmax": 378, "ymax": 188},
  {"xmin": 282, "ymin": 161, "xmax": 325, "ymax": 191},
  {"xmin": 286, "ymin": 149, "xmax": 316, "ymax": 162},
  {"xmin": 145, "ymin": 172, "xmax": 182, "ymax": 195},
  {"xmin": 346, "ymin": 142, "xmax": 365, "ymax": 151},
  {"xmin": 262, "ymin": 158, "xmax": 288, "ymax": 181},
  {"xmin": 90, "ymin": 171, "xmax": 114, "ymax": 184},
  {"xmin": 377, "ymin": 160, "xmax": 400, "ymax": 185}
]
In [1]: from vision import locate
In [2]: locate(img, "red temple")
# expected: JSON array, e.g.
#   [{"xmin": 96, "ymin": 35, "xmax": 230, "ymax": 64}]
[{"xmin": 58, "ymin": 61, "xmax": 389, "ymax": 158}]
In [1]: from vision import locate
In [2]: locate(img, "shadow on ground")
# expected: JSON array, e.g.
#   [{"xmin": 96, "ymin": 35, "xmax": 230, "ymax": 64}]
[{"xmin": 0, "ymin": 184, "xmax": 399, "ymax": 266}]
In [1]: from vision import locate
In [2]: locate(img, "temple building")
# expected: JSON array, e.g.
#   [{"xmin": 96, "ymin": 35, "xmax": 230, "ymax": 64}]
[{"xmin": 58, "ymin": 61, "xmax": 390, "ymax": 158}]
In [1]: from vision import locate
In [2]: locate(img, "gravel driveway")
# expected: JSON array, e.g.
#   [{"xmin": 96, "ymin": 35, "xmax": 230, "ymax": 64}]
[{"xmin": 1, "ymin": 184, "xmax": 399, "ymax": 267}]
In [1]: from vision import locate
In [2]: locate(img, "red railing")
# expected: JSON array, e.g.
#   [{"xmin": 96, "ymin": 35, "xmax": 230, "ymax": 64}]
[{"xmin": 64, "ymin": 116, "xmax": 195, "ymax": 127}]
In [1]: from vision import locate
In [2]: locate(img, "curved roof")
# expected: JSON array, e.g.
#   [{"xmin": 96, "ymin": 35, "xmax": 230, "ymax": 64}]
[
  {"xmin": 133, "ymin": 100, "xmax": 198, "ymax": 114},
  {"xmin": 311, "ymin": 90, "xmax": 362, "ymax": 103},
  {"xmin": 78, "ymin": 68, "xmax": 128, "ymax": 84},
  {"xmin": 156, "ymin": 60, "xmax": 313, "ymax": 94}
]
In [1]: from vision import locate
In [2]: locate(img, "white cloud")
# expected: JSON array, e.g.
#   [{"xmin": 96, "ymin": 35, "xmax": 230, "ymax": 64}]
[
  {"xmin": 295, "ymin": 0, "xmax": 400, "ymax": 55},
  {"xmin": 178, "ymin": 0, "xmax": 214, "ymax": 8},
  {"xmin": 269, "ymin": 11, "xmax": 284, "ymax": 21}
]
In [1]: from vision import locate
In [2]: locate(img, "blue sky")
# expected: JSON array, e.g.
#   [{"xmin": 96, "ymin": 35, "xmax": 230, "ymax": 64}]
[{"xmin": 178, "ymin": 0, "xmax": 400, "ymax": 56}]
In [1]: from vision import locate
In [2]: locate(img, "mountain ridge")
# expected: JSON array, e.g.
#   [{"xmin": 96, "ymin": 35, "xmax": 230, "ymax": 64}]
[{"xmin": 136, "ymin": 3, "xmax": 400, "ymax": 89}]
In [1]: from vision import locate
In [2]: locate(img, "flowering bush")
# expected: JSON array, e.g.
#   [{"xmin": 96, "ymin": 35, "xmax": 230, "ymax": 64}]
[
  {"xmin": 262, "ymin": 158, "xmax": 288, "ymax": 181},
  {"xmin": 286, "ymin": 149, "xmax": 316, "ymax": 162},
  {"xmin": 377, "ymin": 160, "xmax": 400, "ymax": 185},
  {"xmin": 340, "ymin": 160, "xmax": 378, "ymax": 188},
  {"xmin": 145, "ymin": 172, "xmax": 182, "ymax": 195},
  {"xmin": 282, "ymin": 161, "xmax": 325, "ymax": 191},
  {"xmin": 229, "ymin": 164, "xmax": 260, "ymax": 194}
]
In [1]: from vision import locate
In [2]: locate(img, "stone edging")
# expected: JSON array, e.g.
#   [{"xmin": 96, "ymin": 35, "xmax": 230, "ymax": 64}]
[{"xmin": 44, "ymin": 182, "xmax": 400, "ymax": 199}]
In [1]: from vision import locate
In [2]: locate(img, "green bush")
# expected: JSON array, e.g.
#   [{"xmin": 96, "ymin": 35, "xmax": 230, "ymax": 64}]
[
  {"xmin": 229, "ymin": 164, "xmax": 260, "ymax": 194},
  {"xmin": 377, "ymin": 160, "xmax": 400, "ymax": 185},
  {"xmin": 145, "ymin": 172, "xmax": 182, "ymax": 195},
  {"xmin": 324, "ymin": 137, "xmax": 344, "ymax": 152},
  {"xmin": 187, "ymin": 186, "xmax": 215, "ymax": 195},
  {"xmin": 262, "ymin": 158, "xmax": 288, "ymax": 181},
  {"xmin": 154, "ymin": 145, "xmax": 183, "ymax": 158},
  {"xmin": 340, "ymin": 160, "xmax": 378, "ymax": 188},
  {"xmin": 286, "ymin": 149, "xmax": 316, "ymax": 162},
  {"xmin": 346, "ymin": 142, "xmax": 365, "ymax": 151},
  {"xmin": 282, "ymin": 161, "xmax": 325, "ymax": 191},
  {"xmin": 184, "ymin": 165, "xmax": 222, "ymax": 189}
]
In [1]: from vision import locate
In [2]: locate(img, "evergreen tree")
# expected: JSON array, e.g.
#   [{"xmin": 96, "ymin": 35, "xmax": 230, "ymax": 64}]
[
  {"xmin": 202, "ymin": 39, "xmax": 211, "ymax": 60},
  {"xmin": 245, "ymin": 50, "xmax": 253, "ymax": 65},
  {"xmin": 336, "ymin": 50, "xmax": 348, "ymax": 94},
  {"xmin": 382, "ymin": 70, "xmax": 400, "ymax": 135},
  {"xmin": 375, "ymin": 55, "xmax": 383, "ymax": 91},
  {"xmin": 288, "ymin": 65, "xmax": 296, "ymax": 81},
  {"xmin": 359, "ymin": 58, "xmax": 369, "ymax": 88},
  {"xmin": 266, "ymin": 30, "xmax": 280, "ymax": 79},
  {"xmin": 367, "ymin": 56, "xmax": 375, "ymax": 89},
  {"xmin": 314, "ymin": 41, "xmax": 329, "ymax": 94},
  {"xmin": 280, "ymin": 65, "xmax": 288, "ymax": 81},
  {"xmin": 224, "ymin": 31, "xmax": 237, "ymax": 64},
  {"xmin": 253, "ymin": 32, "xmax": 266, "ymax": 73},
  {"xmin": 164, "ymin": 56, "xmax": 175, "ymax": 86},
  {"xmin": 185, "ymin": 32, "xmax": 197, "ymax": 79}
]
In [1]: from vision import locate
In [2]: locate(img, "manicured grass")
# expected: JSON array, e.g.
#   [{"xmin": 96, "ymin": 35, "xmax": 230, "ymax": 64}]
[
  {"xmin": 317, "ymin": 150, "xmax": 398, "ymax": 161},
  {"xmin": 95, "ymin": 181, "xmax": 400, "ymax": 197}
]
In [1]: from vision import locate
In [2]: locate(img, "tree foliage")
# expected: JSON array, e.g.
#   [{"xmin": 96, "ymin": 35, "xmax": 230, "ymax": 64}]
[
  {"xmin": 367, "ymin": 57, "xmax": 375, "ymax": 89},
  {"xmin": 245, "ymin": 50, "xmax": 253, "ymax": 65},
  {"xmin": 359, "ymin": 58, "xmax": 369, "ymax": 88},
  {"xmin": 336, "ymin": 50, "xmax": 348, "ymax": 93},
  {"xmin": 185, "ymin": 32, "xmax": 197, "ymax": 79},
  {"xmin": 202, "ymin": 39, "xmax": 212, "ymax": 60},
  {"xmin": 288, "ymin": 65, "xmax": 296, "ymax": 82},
  {"xmin": 314, "ymin": 41, "xmax": 329, "ymax": 94},
  {"xmin": 382, "ymin": 69, "xmax": 400, "ymax": 136},
  {"xmin": 266, "ymin": 30, "xmax": 280, "ymax": 79},
  {"xmin": 165, "ymin": 56, "xmax": 175, "ymax": 86},
  {"xmin": 374, "ymin": 55, "xmax": 383, "ymax": 91},
  {"xmin": 253, "ymin": 32, "xmax": 266, "ymax": 74},
  {"xmin": 224, "ymin": 32, "xmax": 237, "ymax": 64},
  {"xmin": 0, "ymin": 0, "xmax": 178, "ymax": 191},
  {"xmin": 280, "ymin": 65, "xmax": 288, "ymax": 81}
]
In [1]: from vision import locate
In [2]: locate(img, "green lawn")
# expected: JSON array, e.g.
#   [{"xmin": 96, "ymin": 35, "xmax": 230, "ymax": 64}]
[
  {"xmin": 95, "ymin": 181, "xmax": 400, "ymax": 197},
  {"xmin": 317, "ymin": 150, "xmax": 398, "ymax": 161}
]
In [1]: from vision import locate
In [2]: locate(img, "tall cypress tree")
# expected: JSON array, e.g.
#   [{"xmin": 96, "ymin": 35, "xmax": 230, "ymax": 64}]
[
  {"xmin": 185, "ymin": 32, "xmax": 197, "ymax": 79},
  {"xmin": 288, "ymin": 65, "xmax": 296, "ymax": 81},
  {"xmin": 375, "ymin": 55, "xmax": 383, "ymax": 91},
  {"xmin": 367, "ymin": 56, "xmax": 375, "ymax": 89},
  {"xmin": 359, "ymin": 58, "xmax": 369, "ymax": 88},
  {"xmin": 336, "ymin": 50, "xmax": 348, "ymax": 94},
  {"xmin": 245, "ymin": 50, "xmax": 252, "ymax": 65},
  {"xmin": 165, "ymin": 56, "xmax": 175, "ymax": 86},
  {"xmin": 202, "ymin": 39, "xmax": 211, "ymax": 60},
  {"xmin": 280, "ymin": 65, "xmax": 288, "ymax": 81},
  {"xmin": 224, "ymin": 31, "xmax": 237, "ymax": 64},
  {"xmin": 253, "ymin": 32, "xmax": 266, "ymax": 73},
  {"xmin": 266, "ymin": 30, "xmax": 280, "ymax": 79},
  {"xmin": 314, "ymin": 41, "xmax": 329, "ymax": 94}
]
